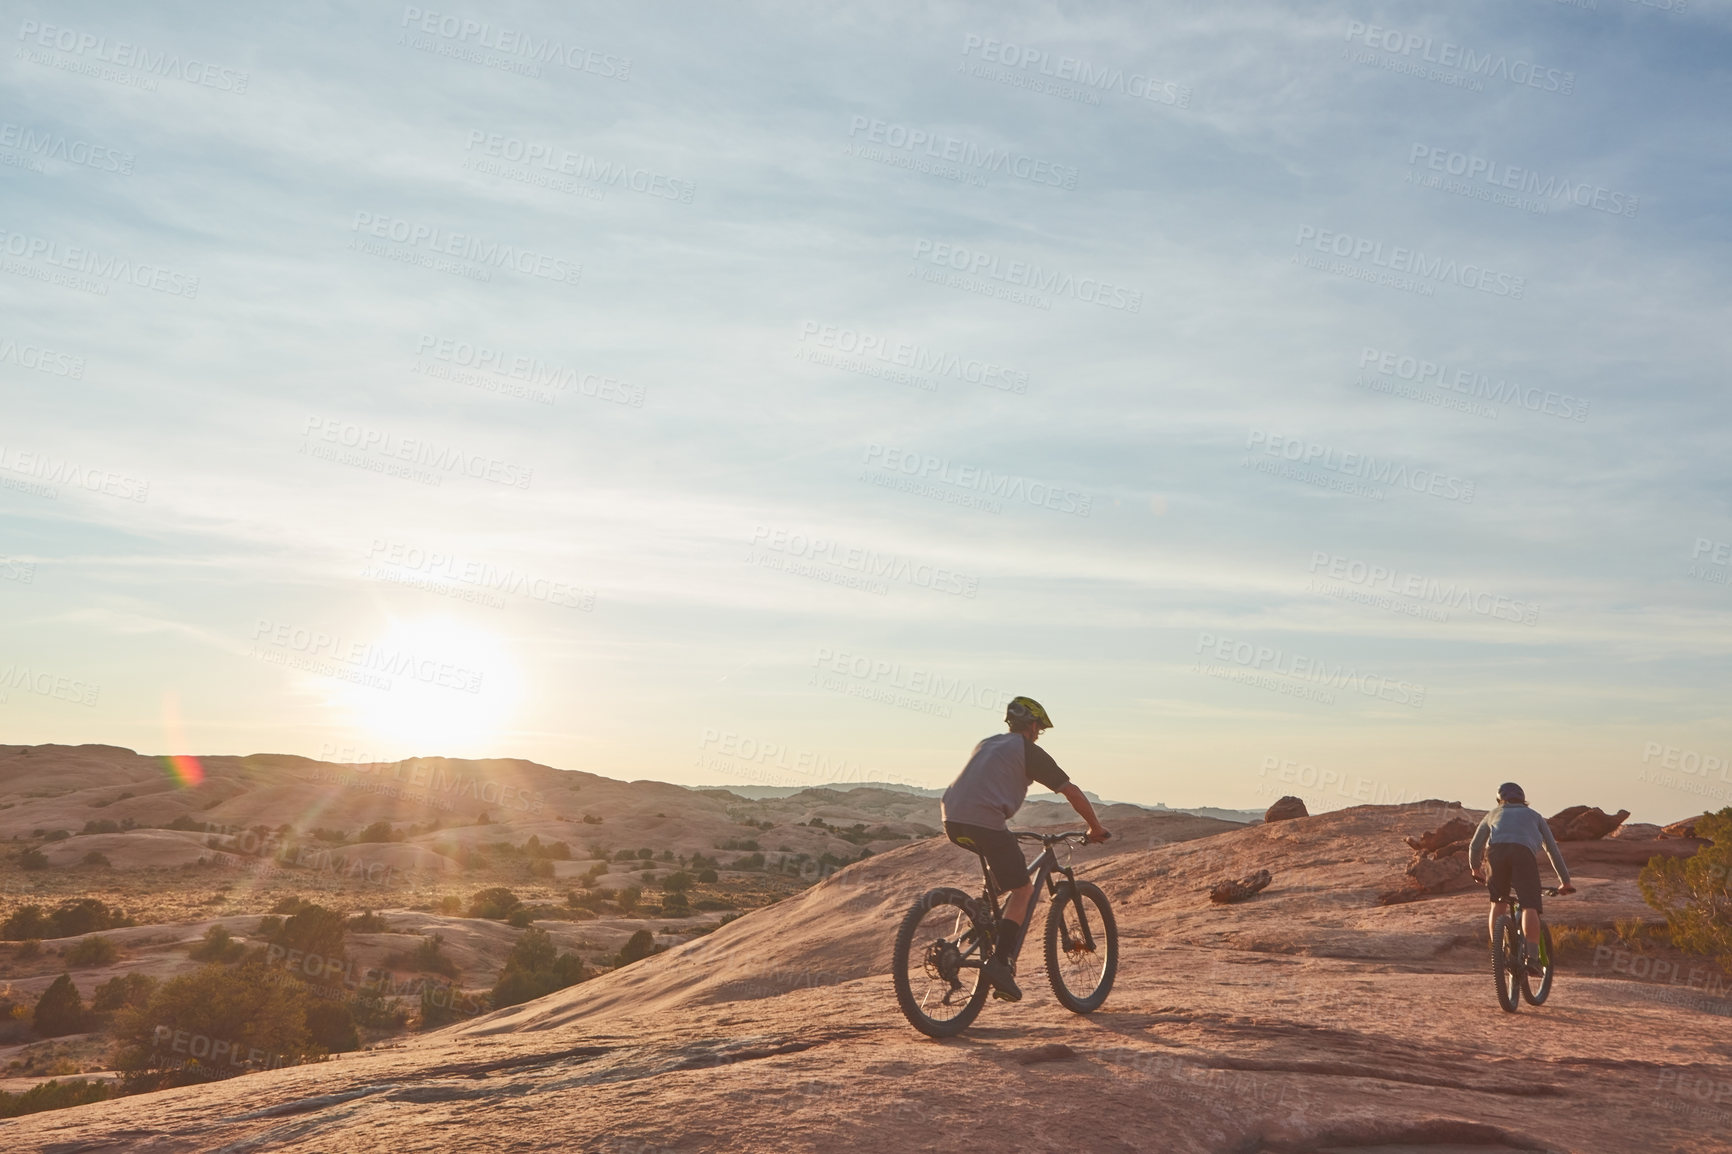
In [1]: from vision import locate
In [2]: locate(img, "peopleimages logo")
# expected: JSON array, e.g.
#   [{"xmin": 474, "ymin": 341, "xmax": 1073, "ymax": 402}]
[
  {"xmin": 15, "ymin": 19, "xmax": 251, "ymax": 93},
  {"xmin": 1343, "ymin": 21, "xmax": 1575, "ymax": 96},
  {"xmin": 1359, "ymin": 347, "xmax": 1588, "ymax": 422},
  {"xmin": 1406, "ymin": 144, "xmax": 1636, "ymax": 219},
  {"xmin": 1195, "ymin": 632, "xmax": 1426, "ymax": 709},
  {"xmin": 846, "ymin": 117, "xmax": 1078, "ymax": 189},
  {"xmin": 797, "ymin": 322, "xmax": 1028, "ymax": 394},
  {"xmin": 958, "ymin": 35, "xmax": 1191, "ymax": 108},
  {"xmin": 0, "ymin": 228, "xmax": 199, "ymax": 297},
  {"xmin": 1307, "ymin": 551, "xmax": 1538, "ymax": 625},
  {"xmin": 862, "ymin": 443, "xmax": 1092, "ymax": 516},
  {"xmin": 0, "ymin": 122, "xmax": 133, "ymax": 174},
  {"xmin": 398, "ymin": 7, "xmax": 630, "ymax": 79},
  {"xmin": 1295, "ymin": 226, "xmax": 1526, "ymax": 299},
  {"xmin": 462, "ymin": 131, "xmax": 692, "ymax": 203},
  {"xmin": 749, "ymin": 525, "xmax": 980, "ymax": 598},
  {"xmin": 911, "ymin": 239, "xmax": 1142, "ymax": 312},
  {"xmin": 1244, "ymin": 429, "xmax": 1476, "ymax": 504},
  {"xmin": 350, "ymin": 212, "xmax": 581, "ymax": 287}
]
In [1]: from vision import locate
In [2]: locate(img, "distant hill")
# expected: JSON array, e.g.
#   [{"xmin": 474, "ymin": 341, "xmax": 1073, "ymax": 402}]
[{"xmin": 708, "ymin": 780, "xmax": 1261, "ymax": 823}]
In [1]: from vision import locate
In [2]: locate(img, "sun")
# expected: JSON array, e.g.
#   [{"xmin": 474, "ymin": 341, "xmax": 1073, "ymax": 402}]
[{"xmin": 325, "ymin": 617, "xmax": 522, "ymax": 755}]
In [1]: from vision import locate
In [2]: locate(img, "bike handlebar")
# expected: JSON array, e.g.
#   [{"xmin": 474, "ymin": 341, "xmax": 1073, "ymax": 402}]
[{"xmin": 1013, "ymin": 830, "xmax": 1093, "ymax": 845}]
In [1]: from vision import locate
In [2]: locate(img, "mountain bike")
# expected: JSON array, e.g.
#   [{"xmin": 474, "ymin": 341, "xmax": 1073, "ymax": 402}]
[
  {"xmin": 892, "ymin": 830, "xmax": 1117, "ymax": 1038},
  {"xmin": 1490, "ymin": 884, "xmax": 1559, "ymax": 1012}
]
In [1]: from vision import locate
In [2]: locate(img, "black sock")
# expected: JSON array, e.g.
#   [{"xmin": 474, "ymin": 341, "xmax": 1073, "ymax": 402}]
[{"xmin": 996, "ymin": 919, "xmax": 1021, "ymax": 961}]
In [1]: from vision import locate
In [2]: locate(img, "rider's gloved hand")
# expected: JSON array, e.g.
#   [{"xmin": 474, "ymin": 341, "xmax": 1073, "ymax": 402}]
[{"xmin": 1087, "ymin": 826, "xmax": 1111, "ymax": 844}]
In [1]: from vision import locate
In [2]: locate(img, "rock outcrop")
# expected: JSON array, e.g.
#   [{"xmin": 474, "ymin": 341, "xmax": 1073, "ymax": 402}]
[
  {"xmin": 1610, "ymin": 822, "xmax": 1661, "ymax": 841},
  {"xmin": 1547, "ymin": 805, "xmax": 1630, "ymax": 841},
  {"xmin": 1264, "ymin": 796, "xmax": 1308, "ymax": 823},
  {"xmin": 1659, "ymin": 816, "xmax": 1705, "ymax": 840},
  {"xmin": 1209, "ymin": 869, "xmax": 1272, "ymax": 904},
  {"xmin": 1380, "ymin": 816, "xmax": 1479, "ymax": 904}
]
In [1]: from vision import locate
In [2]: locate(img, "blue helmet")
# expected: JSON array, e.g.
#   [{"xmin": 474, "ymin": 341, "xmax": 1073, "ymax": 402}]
[{"xmin": 1497, "ymin": 782, "xmax": 1525, "ymax": 803}]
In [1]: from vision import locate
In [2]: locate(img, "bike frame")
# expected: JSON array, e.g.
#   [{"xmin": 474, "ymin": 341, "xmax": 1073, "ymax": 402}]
[
  {"xmin": 976, "ymin": 833, "xmax": 1096, "ymax": 966},
  {"xmin": 1491, "ymin": 885, "xmax": 1559, "ymax": 966}
]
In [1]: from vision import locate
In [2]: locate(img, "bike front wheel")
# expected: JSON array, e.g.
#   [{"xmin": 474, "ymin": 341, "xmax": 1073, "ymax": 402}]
[
  {"xmin": 1045, "ymin": 880, "xmax": 1118, "ymax": 1013},
  {"xmin": 1491, "ymin": 915, "xmax": 1521, "ymax": 1013},
  {"xmin": 893, "ymin": 887, "xmax": 992, "ymax": 1038},
  {"xmin": 1520, "ymin": 923, "xmax": 1555, "ymax": 1005}
]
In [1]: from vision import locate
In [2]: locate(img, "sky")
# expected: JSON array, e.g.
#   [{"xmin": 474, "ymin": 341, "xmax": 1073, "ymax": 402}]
[{"xmin": 1, "ymin": 0, "xmax": 1729, "ymax": 822}]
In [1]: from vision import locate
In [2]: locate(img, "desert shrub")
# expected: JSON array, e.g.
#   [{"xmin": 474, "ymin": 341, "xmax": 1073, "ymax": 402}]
[
  {"xmin": 3, "ymin": 899, "xmax": 132, "ymax": 941},
  {"xmin": 661, "ymin": 892, "xmax": 689, "ymax": 912},
  {"xmin": 405, "ymin": 934, "xmax": 460, "ymax": 978},
  {"xmin": 303, "ymin": 1000, "xmax": 359, "ymax": 1053},
  {"xmin": 1551, "ymin": 923, "xmax": 1611, "ymax": 963},
  {"xmin": 1614, "ymin": 915, "xmax": 1653, "ymax": 951},
  {"xmin": 696, "ymin": 868, "xmax": 718, "ymax": 884},
  {"xmin": 0, "ymin": 1078, "xmax": 111, "ymax": 1118},
  {"xmin": 529, "ymin": 858, "xmax": 555, "ymax": 878},
  {"xmin": 639, "ymin": 870, "xmax": 656, "ymax": 884},
  {"xmin": 612, "ymin": 930, "xmax": 662, "ymax": 968},
  {"xmin": 3, "ymin": 905, "xmax": 50, "ymax": 939},
  {"xmin": 1640, "ymin": 807, "xmax": 1732, "ymax": 965},
  {"xmin": 16, "ymin": 938, "xmax": 43, "ymax": 959},
  {"xmin": 190, "ymin": 925, "xmax": 246, "ymax": 963},
  {"xmin": 662, "ymin": 870, "xmax": 693, "ymax": 893},
  {"xmin": 467, "ymin": 887, "xmax": 521, "ymax": 920},
  {"xmin": 356, "ymin": 820, "xmax": 397, "ymax": 844},
  {"xmin": 91, "ymin": 972, "xmax": 157, "ymax": 1015},
  {"xmin": 348, "ymin": 911, "xmax": 389, "ymax": 932},
  {"xmin": 267, "ymin": 904, "xmax": 347, "ymax": 962},
  {"xmin": 164, "ymin": 814, "xmax": 205, "ymax": 832},
  {"xmin": 81, "ymin": 851, "xmax": 111, "ymax": 867},
  {"xmin": 718, "ymin": 838, "xmax": 759, "ymax": 852},
  {"xmin": 32, "ymin": 974, "xmax": 89, "ymax": 1036},
  {"xmin": 19, "ymin": 848, "xmax": 49, "ymax": 871},
  {"xmin": 734, "ymin": 852, "xmax": 765, "ymax": 871},
  {"xmin": 617, "ymin": 886, "xmax": 641, "ymax": 914},
  {"xmin": 270, "ymin": 895, "xmax": 309, "ymax": 915},
  {"xmin": 65, "ymin": 935, "xmax": 119, "ymax": 967},
  {"xmin": 506, "ymin": 907, "xmax": 536, "ymax": 928},
  {"xmin": 436, "ymin": 894, "xmax": 463, "ymax": 914},
  {"xmin": 350, "ymin": 987, "xmax": 409, "ymax": 1029},
  {"xmin": 44, "ymin": 830, "xmax": 70, "ymax": 841},
  {"xmin": 489, "ymin": 927, "xmax": 585, "ymax": 1009},
  {"xmin": 82, "ymin": 819, "xmax": 121, "ymax": 835},
  {"xmin": 692, "ymin": 898, "xmax": 735, "ymax": 912},
  {"xmin": 113, "ymin": 961, "xmax": 319, "ymax": 1089}
]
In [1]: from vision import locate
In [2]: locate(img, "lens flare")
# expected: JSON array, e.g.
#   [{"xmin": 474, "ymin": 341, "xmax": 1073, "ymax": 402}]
[{"xmin": 159, "ymin": 691, "xmax": 205, "ymax": 787}]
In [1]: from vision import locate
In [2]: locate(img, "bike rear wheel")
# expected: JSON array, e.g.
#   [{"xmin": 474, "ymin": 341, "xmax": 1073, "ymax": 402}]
[
  {"xmin": 1045, "ymin": 880, "xmax": 1118, "ymax": 1013},
  {"xmin": 1520, "ymin": 923, "xmax": 1555, "ymax": 1005},
  {"xmin": 1491, "ymin": 915, "xmax": 1521, "ymax": 1013},
  {"xmin": 893, "ymin": 887, "xmax": 992, "ymax": 1037}
]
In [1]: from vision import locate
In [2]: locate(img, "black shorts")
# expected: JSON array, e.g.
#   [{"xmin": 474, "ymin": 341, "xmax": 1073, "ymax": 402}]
[
  {"xmin": 1487, "ymin": 842, "xmax": 1543, "ymax": 912},
  {"xmin": 945, "ymin": 821, "xmax": 1028, "ymax": 892}
]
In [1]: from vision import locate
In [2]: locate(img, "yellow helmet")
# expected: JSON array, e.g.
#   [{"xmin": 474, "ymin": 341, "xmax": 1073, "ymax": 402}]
[{"xmin": 1006, "ymin": 696, "xmax": 1053, "ymax": 729}]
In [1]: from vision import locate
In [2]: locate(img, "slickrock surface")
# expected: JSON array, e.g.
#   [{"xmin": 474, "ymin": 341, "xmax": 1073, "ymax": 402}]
[{"xmin": 8, "ymin": 802, "xmax": 1728, "ymax": 1153}]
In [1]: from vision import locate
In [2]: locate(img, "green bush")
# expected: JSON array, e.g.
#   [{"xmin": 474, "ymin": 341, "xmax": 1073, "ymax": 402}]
[
  {"xmin": 350, "ymin": 987, "xmax": 409, "ymax": 1029},
  {"xmin": 65, "ymin": 935, "xmax": 120, "ymax": 967},
  {"xmin": 0, "ymin": 1078, "xmax": 111, "ymax": 1118},
  {"xmin": 696, "ymin": 868, "xmax": 718, "ymax": 884},
  {"xmin": 506, "ymin": 907, "xmax": 536, "ymax": 928},
  {"xmin": 3, "ymin": 900, "xmax": 136, "ymax": 941},
  {"xmin": 91, "ymin": 972, "xmax": 157, "ymax": 1015},
  {"xmin": 347, "ymin": 910, "xmax": 388, "ymax": 932},
  {"xmin": 81, "ymin": 851, "xmax": 111, "ymax": 867},
  {"xmin": 268, "ymin": 904, "xmax": 347, "ymax": 962},
  {"xmin": 356, "ymin": 820, "xmax": 398, "ymax": 844},
  {"xmin": 662, "ymin": 870, "xmax": 693, "ymax": 893},
  {"xmin": 467, "ymin": 887, "xmax": 521, "ymax": 920},
  {"xmin": 617, "ymin": 886, "xmax": 641, "ymax": 913},
  {"xmin": 190, "ymin": 924, "xmax": 246, "ymax": 963},
  {"xmin": 612, "ymin": 929, "xmax": 662, "ymax": 968},
  {"xmin": 113, "ymin": 961, "xmax": 319, "ymax": 1089},
  {"xmin": 82, "ymin": 819, "xmax": 121, "ymax": 835},
  {"xmin": 303, "ymin": 1000, "xmax": 359, "ymax": 1052},
  {"xmin": 404, "ymin": 934, "xmax": 459, "ymax": 978},
  {"xmin": 33, "ymin": 974, "xmax": 89, "ymax": 1036},
  {"xmin": 661, "ymin": 892, "xmax": 689, "ymax": 912},
  {"xmin": 1640, "ymin": 807, "xmax": 1732, "ymax": 965},
  {"xmin": 489, "ymin": 927, "xmax": 586, "ymax": 1010}
]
